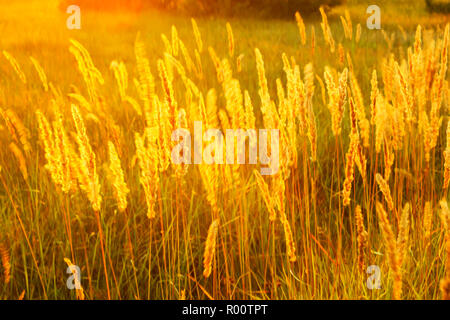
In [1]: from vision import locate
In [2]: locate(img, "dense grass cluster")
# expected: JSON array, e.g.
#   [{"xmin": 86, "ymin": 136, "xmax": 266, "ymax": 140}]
[{"xmin": 0, "ymin": 0, "xmax": 450, "ymax": 300}]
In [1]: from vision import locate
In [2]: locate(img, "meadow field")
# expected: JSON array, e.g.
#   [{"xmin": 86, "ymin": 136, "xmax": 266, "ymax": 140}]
[{"xmin": 0, "ymin": 0, "xmax": 450, "ymax": 300}]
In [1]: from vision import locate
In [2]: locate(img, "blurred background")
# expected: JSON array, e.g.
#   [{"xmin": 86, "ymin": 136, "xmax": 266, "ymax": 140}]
[
  {"xmin": 58, "ymin": 0, "xmax": 344, "ymax": 17},
  {"xmin": 1, "ymin": 0, "xmax": 449, "ymax": 89},
  {"xmin": 58, "ymin": 0, "xmax": 450, "ymax": 17}
]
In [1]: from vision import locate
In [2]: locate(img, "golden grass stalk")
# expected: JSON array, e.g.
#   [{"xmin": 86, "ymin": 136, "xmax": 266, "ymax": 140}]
[
  {"xmin": 295, "ymin": 11, "xmax": 306, "ymax": 45},
  {"xmin": 254, "ymin": 170, "xmax": 277, "ymax": 221},
  {"xmin": 345, "ymin": 9, "xmax": 352, "ymax": 39},
  {"xmin": 18, "ymin": 290, "xmax": 25, "ymax": 300},
  {"xmin": 423, "ymin": 202, "xmax": 433, "ymax": 249},
  {"xmin": 195, "ymin": 49, "xmax": 203, "ymax": 79},
  {"xmin": 135, "ymin": 33, "xmax": 156, "ymax": 107},
  {"xmin": 398, "ymin": 25, "xmax": 407, "ymax": 41},
  {"xmin": 174, "ymin": 108, "xmax": 189, "ymax": 178},
  {"xmin": 397, "ymin": 203, "xmax": 410, "ymax": 268},
  {"xmin": 135, "ymin": 130, "xmax": 159, "ymax": 219},
  {"xmin": 124, "ymin": 96, "xmax": 143, "ymax": 116},
  {"xmin": 222, "ymin": 59, "xmax": 245, "ymax": 129},
  {"xmin": 444, "ymin": 119, "xmax": 450, "ymax": 190},
  {"xmin": 338, "ymin": 43, "xmax": 345, "ymax": 66},
  {"xmin": 30, "ymin": 57, "xmax": 48, "ymax": 91},
  {"xmin": 108, "ymin": 141, "xmax": 129, "ymax": 212},
  {"xmin": 355, "ymin": 24, "xmax": 361, "ymax": 43},
  {"xmin": 355, "ymin": 205, "xmax": 368, "ymax": 272},
  {"xmin": 203, "ymin": 219, "xmax": 219, "ymax": 278},
  {"xmin": 306, "ymin": 99, "xmax": 317, "ymax": 162},
  {"xmin": 199, "ymin": 163, "xmax": 220, "ymax": 214},
  {"xmin": 157, "ymin": 59, "xmax": 177, "ymax": 131},
  {"xmin": 315, "ymin": 75, "xmax": 326, "ymax": 106},
  {"xmin": 376, "ymin": 173, "xmax": 394, "ymax": 212},
  {"xmin": 226, "ymin": 22, "xmax": 234, "ymax": 57},
  {"xmin": 161, "ymin": 34, "xmax": 172, "ymax": 55},
  {"xmin": 255, "ymin": 48, "xmax": 270, "ymax": 104},
  {"xmin": 377, "ymin": 202, "xmax": 402, "ymax": 300},
  {"xmin": 191, "ymin": 18, "xmax": 203, "ymax": 53},
  {"xmin": 422, "ymin": 110, "xmax": 441, "ymax": 163},
  {"xmin": 375, "ymin": 94, "xmax": 386, "ymax": 154},
  {"xmin": 37, "ymin": 108, "xmax": 76, "ymax": 194},
  {"xmin": 342, "ymin": 146, "xmax": 355, "ymax": 206},
  {"xmin": 244, "ymin": 90, "xmax": 256, "ymax": 129},
  {"xmin": 206, "ymin": 89, "xmax": 219, "ymax": 128},
  {"xmin": 349, "ymin": 72, "xmax": 370, "ymax": 148},
  {"xmin": 110, "ymin": 60, "xmax": 128, "ymax": 101},
  {"xmin": 36, "ymin": 110, "xmax": 57, "ymax": 177},
  {"xmin": 319, "ymin": 6, "xmax": 335, "ymax": 52},
  {"xmin": 304, "ymin": 63, "xmax": 314, "ymax": 99},
  {"xmin": 208, "ymin": 47, "xmax": 223, "ymax": 83},
  {"xmin": 171, "ymin": 25, "xmax": 179, "ymax": 57},
  {"xmin": 3, "ymin": 51, "xmax": 27, "ymax": 84},
  {"xmin": 69, "ymin": 39, "xmax": 104, "ymax": 103},
  {"xmin": 68, "ymin": 93, "xmax": 93, "ymax": 113},
  {"xmin": 282, "ymin": 219, "xmax": 297, "ymax": 262},
  {"xmin": 338, "ymin": 68, "xmax": 348, "ymax": 126},
  {"xmin": 9, "ymin": 142, "xmax": 27, "ymax": 180},
  {"xmin": 0, "ymin": 243, "xmax": 11, "ymax": 284},
  {"xmin": 0, "ymin": 108, "xmax": 31, "ymax": 153},
  {"xmin": 340, "ymin": 16, "xmax": 350, "ymax": 40},
  {"xmin": 236, "ymin": 54, "xmax": 244, "ymax": 73},
  {"xmin": 354, "ymin": 143, "xmax": 367, "ymax": 183},
  {"xmin": 342, "ymin": 97, "xmax": 358, "ymax": 207},
  {"xmin": 179, "ymin": 39, "xmax": 195, "ymax": 74},
  {"xmin": 346, "ymin": 52, "xmax": 354, "ymax": 74},
  {"xmin": 71, "ymin": 104, "xmax": 102, "ymax": 212},
  {"xmin": 324, "ymin": 67, "xmax": 347, "ymax": 136},
  {"xmin": 0, "ymin": 108, "xmax": 18, "ymax": 143},
  {"xmin": 383, "ymin": 138, "xmax": 395, "ymax": 181},
  {"xmin": 370, "ymin": 70, "xmax": 378, "ymax": 125}
]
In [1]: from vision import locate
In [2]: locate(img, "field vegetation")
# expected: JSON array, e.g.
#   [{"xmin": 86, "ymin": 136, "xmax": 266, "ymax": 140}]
[{"xmin": 0, "ymin": 0, "xmax": 449, "ymax": 299}]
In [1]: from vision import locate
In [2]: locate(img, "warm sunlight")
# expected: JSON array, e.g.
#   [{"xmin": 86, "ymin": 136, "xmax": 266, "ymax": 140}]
[{"xmin": 0, "ymin": 0, "xmax": 450, "ymax": 303}]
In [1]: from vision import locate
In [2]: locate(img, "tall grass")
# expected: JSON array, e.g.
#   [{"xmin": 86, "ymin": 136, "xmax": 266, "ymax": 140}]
[{"xmin": 0, "ymin": 1, "xmax": 450, "ymax": 300}]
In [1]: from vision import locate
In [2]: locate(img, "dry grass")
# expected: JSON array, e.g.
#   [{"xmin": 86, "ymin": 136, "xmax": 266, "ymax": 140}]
[{"xmin": 0, "ymin": 0, "xmax": 449, "ymax": 300}]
